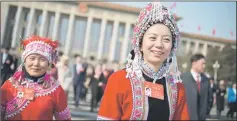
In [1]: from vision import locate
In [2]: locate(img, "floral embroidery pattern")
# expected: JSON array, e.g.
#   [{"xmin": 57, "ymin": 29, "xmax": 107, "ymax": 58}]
[
  {"xmin": 5, "ymin": 97, "xmax": 30, "ymax": 119},
  {"xmin": 129, "ymin": 75, "xmax": 144, "ymax": 120},
  {"xmin": 4, "ymin": 70, "xmax": 60, "ymax": 119},
  {"xmin": 122, "ymin": 2, "xmax": 181, "ymax": 120},
  {"xmin": 166, "ymin": 75, "xmax": 178, "ymax": 120}
]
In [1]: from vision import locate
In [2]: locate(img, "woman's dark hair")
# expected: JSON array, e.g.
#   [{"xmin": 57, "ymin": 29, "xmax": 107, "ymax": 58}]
[
  {"xmin": 129, "ymin": 49, "xmax": 135, "ymax": 60},
  {"xmin": 74, "ymin": 54, "xmax": 81, "ymax": 58},
  {"xmin": 190, "ymin": 53, "xmax": 205, "ymax": 63},
  {"xmin": 209, "ymin": 77, "xmax": 214, "ymax": 81}
]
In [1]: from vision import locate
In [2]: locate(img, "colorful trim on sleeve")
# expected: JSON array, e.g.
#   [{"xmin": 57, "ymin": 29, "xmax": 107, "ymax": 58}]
[
  {"xmin": 5, "ymin": 97, "xmax": 30, "ymax": 119},
  {"xmin": 97, "ymin": 115, "xmax": 116, "ymax": 120},
  {"xmin": 54, "ymin": 107, "xmax": 71, "ymax": 120}
]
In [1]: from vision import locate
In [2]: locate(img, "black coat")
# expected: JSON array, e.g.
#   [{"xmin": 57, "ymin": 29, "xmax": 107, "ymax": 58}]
[
  {"xmin": 181, "ymin": 72, "xmax": 212, "ymax": 120},
  {"xmin": 1, "ymin": 53, "xmax": 14, "ymax": 85},
  {"xmin": 73, "ymin": 63, "xmax": 88, "ymax": 86},
  {"xmin": 216, "ymin": 87, "xmax": 226, "ymax": 111},
  {"xmin": 89, "ymin": 73, "xmax": 106, "ymax": 100}
]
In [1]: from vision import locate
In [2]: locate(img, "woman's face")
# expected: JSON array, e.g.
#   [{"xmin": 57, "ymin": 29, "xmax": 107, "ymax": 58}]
[
  {"xmin": 141, "ymin": 23, "xmax": 173, "ymax": 66},
  {"xmin": 24, "ymin": 54, "xmax": 49, "ymax": 77},
  {"xmin": 95, "ymin": 64, "xmax": 102, "ymax": 75}
]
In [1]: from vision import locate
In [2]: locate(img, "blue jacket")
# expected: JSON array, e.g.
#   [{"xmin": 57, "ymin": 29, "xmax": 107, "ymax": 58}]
[{"xmin": 227, "ymin": 88, "xmax": 236, "ymax": 103}]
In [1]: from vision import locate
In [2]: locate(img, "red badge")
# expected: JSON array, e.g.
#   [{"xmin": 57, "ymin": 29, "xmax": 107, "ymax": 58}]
[
  {"xmin": 144, "ymin": 81, "xmax": 164, "ymax": 100},
  {"xmin": 17, "ymin": 88, "xmax": 35, "ymax": 100}
]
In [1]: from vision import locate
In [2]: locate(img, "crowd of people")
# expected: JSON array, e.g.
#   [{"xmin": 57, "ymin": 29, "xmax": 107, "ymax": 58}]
[
  {"xmin": 53, "ymin": 53, "xmax": 115, "ymax": 112},
  {"xmin": 1, "ymin": 2, "xmax": 236, "ymax": 120},
  {"xmin": 1, "ymin": 46, "xmax": 117, "ymax": 114},
  {"xmin": 1, "ymin": 47, "xmax": 19, "ymax": 86},
  {"xmin": 208, "ymin": 78, "xmax": 237, "ymax": 119}
]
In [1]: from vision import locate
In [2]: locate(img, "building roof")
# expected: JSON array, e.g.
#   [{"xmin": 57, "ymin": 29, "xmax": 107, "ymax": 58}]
[
  {"xmin": 82, "ymin": 2, "xmax": 183, "ymax": 21},
  {"xmin": 77, "ymin": 2, "xmax": 235, "ymax": 44},
  {"xmin": 180, "ymin": 32, "xmax": 236, "ymax": 44}
]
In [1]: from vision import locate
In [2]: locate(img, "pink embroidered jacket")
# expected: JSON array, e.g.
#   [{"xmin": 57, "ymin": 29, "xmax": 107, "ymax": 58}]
[{"xmin": 1, "ymin": 78, "xmax": 71, "ymax": 120}]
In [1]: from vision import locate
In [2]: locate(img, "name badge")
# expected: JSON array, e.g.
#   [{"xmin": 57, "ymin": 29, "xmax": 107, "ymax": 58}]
[
  {"xmin": 17, "ymin": 88, "xmax": 35, "ymax": 100},
  {"xmin": 144, "ymin": 81, "xmax": 164, "ymax": 100}
]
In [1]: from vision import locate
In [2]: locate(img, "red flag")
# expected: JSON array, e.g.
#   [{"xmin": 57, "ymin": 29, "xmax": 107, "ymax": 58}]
[
  {"xmin": 212, "ymin": 28, "xmax": 216, "ymax": 36},
  {"xmin": 230, "ymin": 30, "xmax": 233, "ymax": 36},
  {"xmin": 198, "ymin": 25, "xmax": 201, "ymax": 32}
]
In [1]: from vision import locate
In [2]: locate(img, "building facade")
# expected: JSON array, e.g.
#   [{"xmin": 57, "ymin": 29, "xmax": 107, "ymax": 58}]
[{"xmin": 1, "ymin": 2, "xmax": 236, "ymax": 63}]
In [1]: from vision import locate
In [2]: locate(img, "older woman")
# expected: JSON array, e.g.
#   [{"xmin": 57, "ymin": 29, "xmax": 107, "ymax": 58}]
[
  {"xmin": 97, "ymin": 2, "xmax": 189, "ymax": 120},
  {"xmin": 1, "ymin": 36, "xmax": 71, "ymax": 120}
]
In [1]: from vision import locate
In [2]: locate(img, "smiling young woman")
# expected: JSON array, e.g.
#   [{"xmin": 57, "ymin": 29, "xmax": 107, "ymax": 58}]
[
  {"xmin": 1, "ymin": 36, "xmax": 71, "ymax": 120},
  {"xmin": 97, "ymin": 2, "xmax": 190, "ymax": 120}
]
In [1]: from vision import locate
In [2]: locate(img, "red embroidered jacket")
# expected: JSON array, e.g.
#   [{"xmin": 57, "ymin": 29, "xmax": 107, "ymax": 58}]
[
  {"xmin": 97, "ymin": 69, "xmax": 190, "ymax": 120},
  {"xmin": 1, "ymin": 79, "xmax": 71, "ymax": 120}
]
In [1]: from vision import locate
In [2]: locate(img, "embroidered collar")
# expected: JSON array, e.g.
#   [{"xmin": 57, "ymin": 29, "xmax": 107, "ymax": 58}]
[{"xmin": 141, "ymin": 58, "xmax": 168, "ymax": 81}]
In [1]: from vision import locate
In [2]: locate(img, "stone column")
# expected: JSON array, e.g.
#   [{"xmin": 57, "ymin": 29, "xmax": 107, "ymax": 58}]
[
  {"xmin": 108, "ymin": 20, "xmax": 119, "ymax": 62},
  {"xmin": 1, "ymin": 3, "xmax": 10, "ymax": 44},
  {"xmin": 83, "ymin": 16, "xmax": 93, "ymax": 58},
  {"xmin": 25, "ymin": 8, "xmax": 35, "ymax": 37},
  {"xmin": 11, "ymin": 6, "xmax": 23, "ymax": 48},
  {"xmin": 194, "ymin": 41, "xmax": 199, "ymax": 54},
  {"xmin": 64, "ymin": 13, "xmax": 75, "ymax": 55},
  {"xmin": 119, "ymin": 22, "xmax": 131, "ymax": 63},
  {"xmin": 52, "ymin": 6, "xmax": 61, "ymax": 40},
  {"xmin": 203, "ymin": 43, "xmax": 208, "ymax": 56},
  {"xmin": 39, "ymin": 9, "xmax": 48, "ymax": 36},
  {"xmin": 220, "ymin": 45, "xmax": 224, "ymax": 51},
  {"xmin": 185, "ymin": 40, "xmax": 191, "ymax": 54},
  {"xmin": 97, "ymin": 18, "xmax": 107, "ymax": 60}
]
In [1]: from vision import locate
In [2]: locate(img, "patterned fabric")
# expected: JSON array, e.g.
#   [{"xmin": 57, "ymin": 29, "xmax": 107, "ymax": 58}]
[
  {"xmin": 54, "ymin": 107, "xmax": 71, "ymax": 120},
  {"xmin": 9, "ymin": 64, "xmax": 60, "ymax": 96},
  {"xmin": 3, "ymin": 75, "xmax": 60, "ymax": 119},
  {"xmin": 97, "ymin": 69, "xmax": 190, "ymax": 120},
  {"xmin": 166, "ymin": 75, "xmax": 178, "ymax": 120},
  {"xmin": 125, "ymin": 2, "xmax": 182, "ymax": 84},
  {"xmin": 21, "ymin": 36, "xmax": 58, "ymax": 64},
  {"xmin": 1, "ymin": 35, "xmax": 70, "ymax": 120},
  {"xmin": 124, "ymin": 2, "xmax": 181, "ymax": 120},
  {"xmin": 5, "ymin": 97, "xmax": 30, "ymax": 118},
  {"xmin": 1, "ymin": 80, "xmax": 70, "ymax": 120},
  {"xmin": 141, "ymin": 58, "xmax": 168, "ymax": 80},
  {"xmin": 129, "ymin": 78, "xmax": 145, "ymax": 120}
]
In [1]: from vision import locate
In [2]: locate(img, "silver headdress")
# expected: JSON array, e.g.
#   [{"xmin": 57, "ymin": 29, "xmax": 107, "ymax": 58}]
[{"xmin": 125, "ymin": 2, "xmax": 182, "ymax": 83}]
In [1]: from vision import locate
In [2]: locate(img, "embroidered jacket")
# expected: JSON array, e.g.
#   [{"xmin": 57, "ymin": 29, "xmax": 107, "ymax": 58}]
[
  {"xmin": 97, "ymin": 70, "xmax": 189, "ymax": 120},
  {"xmin": 1, "ymin": 75, "xmax": 71, "ymax": 120}
]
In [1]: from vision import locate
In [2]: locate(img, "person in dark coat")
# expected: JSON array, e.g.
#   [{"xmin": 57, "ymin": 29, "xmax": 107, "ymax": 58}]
[
  {"xmin": 181, "ymin": 54, "xmax": 212, "ymax": 120},
  {"xmin": 79, "ymin": 61, "xmax": 88, "ymax": 101},
  {"xmin": 89, "ymin": 64, "xmax": 106, "ymax": 112},
  {"xmin": 9, "ymin": 47, "xmax": 19, "ymax": 73},
  {"xmin": 1, "ymin": 47, "xmax": 14, "ymax": 86},
  {"xmin": 216, "ymin": 80, "xmax": 226, "ymax": 119},
  {"xmin": 72, "ymin": 54, "xmax": 87, "ymax": 107},
  {"xmin": 207, "ymin": 77, "xmax": 218, "ymax": 116}
]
